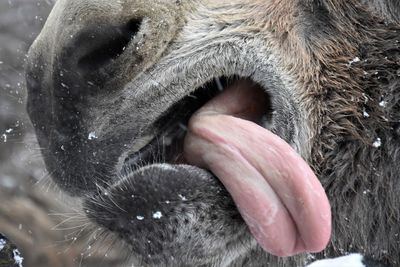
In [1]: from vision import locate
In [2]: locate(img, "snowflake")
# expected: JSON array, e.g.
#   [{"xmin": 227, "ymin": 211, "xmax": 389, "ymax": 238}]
[
  {"xmin": 152, "ymin": 211, "xmax": 163, "ymax": 219},
  {"xmin": 372, "ymin": 138, "xmax": 381, "ymax": 148}
]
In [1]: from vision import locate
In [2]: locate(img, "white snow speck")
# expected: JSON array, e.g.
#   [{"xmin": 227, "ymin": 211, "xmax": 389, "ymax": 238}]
[
  {"xmin": 178, "ymin": 123, "xmax": 188, "ymax": 131},
  {"xmin": 61, "ymin": 145, "xmax": 65, "ymax": 151},
  {"xmin": 215, "ymin": 77, "xmax": 224, "ymax": 91},
  {"xmin": 178, "ymin": 194, "xmax": 187, "ymax": 201},
  {"xmin": 159, "ymin": 164, "xmax": 177, "ymax": 172},
  {"xmin": 60, "ymin": 82, "xmax": 69, "ymax": 89},
  {"xmin": 348, "ymin": 57, "xmax": 360, "ymax": 65},
  {"xmin": 88, "ymin": 132, "xmax": 98, "ymax": 140},
  {"xmin": 363, "ymin": 190, "xmax": 371, "ymax": 195},
  {"xmin": 152, "ymin": 211, "xmax": 163, "ymax": 219},
  {"xmin": 5, "ymin": 128, "xmax": 13, "ymax": 133},
  {"xmin": 372, "ymin": 137, "xmax": 382, "ymax": 148},
  {"xmin": 362, "ymin": 111, "xmax": 370, "ymax": 118},
  {"xmin": 136, "ymin": 216, "xmax": 145, "ymax": 221},
  {"xmin": 307, "ymin": 253, "xmax": 365, "ymax": 267},
  {"xmin": 2, "ymin": 134, "xmax": 7, "ymax": 142},
  {"xmin": 164, "ymin": 136, "xmax": 174, "ymax": 145},
  {"xmin": 0, "ymin": 239, "xmax": 6, "ymax": 251},
  {"xmin": 362, "ymin": 93, "xmax": 368, "ymax": 104},
  {"xmin": 13, "ymin": 249, "xmax": 24, "ymax": 267},
  {"xmin": 379, "ymin": 100, "xmax": 387, "ymax": 107},
  {"xmin": 306, "ymin": 253, "xmax": 316, "ymax": 261},
  {"xmin": 1, "ymin": 175, "xmax": 16, "ymax": 189}
]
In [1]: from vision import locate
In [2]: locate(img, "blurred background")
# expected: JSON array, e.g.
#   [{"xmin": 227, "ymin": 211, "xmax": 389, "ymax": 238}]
[{"xmin": 0, "ymin": 1, "xmax": 124, "ymax": 266}]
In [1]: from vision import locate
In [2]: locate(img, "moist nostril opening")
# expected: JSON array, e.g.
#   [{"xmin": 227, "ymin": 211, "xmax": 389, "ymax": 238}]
[
  {"xmin": 127, "ymin": 18, "xmax": 142, "ymax": 34},
  {"xmin": 77, "ymin": 36, "xmax": 130, "ymax": 70},
  {"xmin": 77, "ymin": 19, "xmax": 142, "ymax": 71}
]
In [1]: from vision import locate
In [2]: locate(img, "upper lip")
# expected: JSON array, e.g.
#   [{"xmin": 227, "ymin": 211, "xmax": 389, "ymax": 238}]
[
  {"xmin": 121, "ymin": 75, "xmax": 273, "ymax": 176},
  {"xmin": 120, "ymin": 76, "xmax": 235, "ymax": 174}
]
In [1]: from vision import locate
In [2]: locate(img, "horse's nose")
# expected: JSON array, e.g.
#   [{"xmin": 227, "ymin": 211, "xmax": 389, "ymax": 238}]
[
  {"xmin": 34, "ymin": 0, "xmax": 149, "ymax": 95},
  {"xmin": 27, "ymin": 0, "xmax": 181, "ymax": 97},
  {"xmin": 73, "ymin": 19, "xmax": 141, "ymax": 74},
  {"xmin": 57, "ymin": 18, "xmax": 142, "ymax": 92}
]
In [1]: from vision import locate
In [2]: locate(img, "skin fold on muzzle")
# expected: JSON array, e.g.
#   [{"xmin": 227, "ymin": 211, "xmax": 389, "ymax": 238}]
[{"xmin": 25, "ymin": 0, "xmax": 400, "ymax": 266}]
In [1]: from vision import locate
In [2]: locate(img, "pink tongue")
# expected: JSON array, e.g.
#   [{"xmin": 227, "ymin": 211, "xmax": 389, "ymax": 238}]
[{"xmin": 184, "ymin": 80, "xmax": 331, "ymax": 257}]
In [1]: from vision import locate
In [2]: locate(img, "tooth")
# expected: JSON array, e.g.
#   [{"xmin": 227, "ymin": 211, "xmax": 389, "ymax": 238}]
[
  {"xmin": 215, "ymin": 78, "xmax": 224, "ymax": 91},
  {"xmin": 179, "ymin": 123, "xmax": 188, "ymax": 131}
]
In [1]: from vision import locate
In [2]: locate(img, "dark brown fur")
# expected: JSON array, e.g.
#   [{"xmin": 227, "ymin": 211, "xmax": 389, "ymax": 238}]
[{"xmin": 258, "ymin": 2, "xmax": 400, "ymax": 264}]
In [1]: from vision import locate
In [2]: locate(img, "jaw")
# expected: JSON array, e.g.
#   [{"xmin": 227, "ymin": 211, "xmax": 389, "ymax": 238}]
[{"xmin": 84, "ymin": 164, "xmax": 252, "ymax": 266}]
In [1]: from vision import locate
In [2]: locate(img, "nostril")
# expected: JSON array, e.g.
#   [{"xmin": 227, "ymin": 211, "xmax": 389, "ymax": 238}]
[
  {"xmin": 77, "ymin": 19, "xmax": 142, "ymax": 71},
  {"xmin": 127, "ymin": 18, "xmax": 142, "ymax": 34}
]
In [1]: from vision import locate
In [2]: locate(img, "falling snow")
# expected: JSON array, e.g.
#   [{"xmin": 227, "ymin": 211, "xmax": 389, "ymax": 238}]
[
  {"xmin": 60, "ymin": 82, "xmax": 69, "ymax": 89},
  {"xmin": 215, "ymin": 77, "xmax": 224, "ymax": 91},
  {"xmin": 152, "ymin": 211, "xmax": 163, "ymax": 219},
  {"xmin": 0, "ymin": 0, "xmax": 122, "ymax": 265},
  {"xmin": 13, "ymin": 249, "xmax": 24, "ymax": 267},
  {"xmin": 379, "ymin": 100, "xmax": 387, "ymax": 107},
  {"xmin": 178, "ymin": 194, "xmax": 187, "ymax": 201},
  {"xmin": 348, "ymin": 57, "xmax": 360, "ymax": 65},
  {"xmin": 372, "ymin": 138, "xmax": 382, "ymax": 148},
  {"xmin": 136, "ymin": 216, "xmax": 145, "ymax": 221},
  {"xmin": 0, "ymin": 239, "xmax": 6, "ymax": 251},
  {"xmin": 88, "ymin": 132, "xmax": 98, "ymax": 140},
  {"xmin": 363, "ymin": 190, "xmax": 371, "ymax": 195}
]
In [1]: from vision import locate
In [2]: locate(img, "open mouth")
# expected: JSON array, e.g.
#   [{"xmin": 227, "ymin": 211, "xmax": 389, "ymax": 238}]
[
  {"xmin": 116, "ymin": 75, "xmax": 331, "ymax": 257},
  {"xmin": 90, "ymin": 71, "xmax": 331, "ymax": 256},
  {"xmin": 121, "ymin": 76, "xmax": 273, "ymax": 176}
]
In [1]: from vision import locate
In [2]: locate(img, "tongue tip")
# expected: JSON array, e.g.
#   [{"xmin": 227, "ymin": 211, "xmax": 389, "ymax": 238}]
[
  {"xmin": 306, "ymin": 229, "xmax": 332, "ymax": 253},
  {"xmin": 249, "ymin": 208, "xmax": 331, "ymax": 257},
  {"xmin": 256, "ymin": 236, "xmax": 331, "ymax": 258}
]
